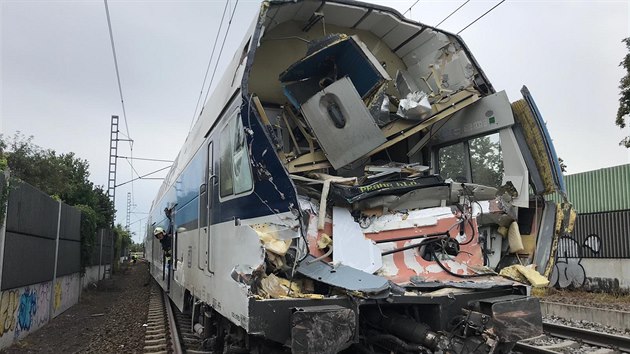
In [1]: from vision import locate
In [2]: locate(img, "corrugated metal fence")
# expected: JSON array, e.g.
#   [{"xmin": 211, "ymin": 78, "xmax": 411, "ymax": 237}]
[
  {"xmin": 549, "ymin": 163, "xmax": 630, "ymax": 259},
  {"xmin": 549, "ymin": 164, "xmax": 630, "ymax": 213},
  {"xmin": 560, "ymin": 210, "xmax": 630, "ymax": 259}
]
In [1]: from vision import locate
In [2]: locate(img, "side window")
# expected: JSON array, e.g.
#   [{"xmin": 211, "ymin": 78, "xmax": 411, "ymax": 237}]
[
  {"xmin": 438, "ymin": 132, "xmax": 504, "ymax": 187},
  {"xmin": 469, "ymin": 133, "xmax": 503, "ymax": 187},
  {"xmin": 439, "ymin": 142, "xmax": 468, "ymax": 183},
  {"xmin": 220, "ymin": 113, "xmax": 253, "ymax": 198},
  {"xmin": 219, "ymin": 119, "xmax": 235, "ymax": 197}
]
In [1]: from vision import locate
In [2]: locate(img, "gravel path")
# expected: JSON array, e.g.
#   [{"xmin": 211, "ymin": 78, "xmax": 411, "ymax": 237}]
[{"xmin": 1, "ymin": 261, "xmax": 151, "ymax": 354}]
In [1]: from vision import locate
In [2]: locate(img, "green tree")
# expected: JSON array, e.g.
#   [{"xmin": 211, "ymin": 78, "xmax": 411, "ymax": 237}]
[
  {"xmin": 113, "ymin": 224, "xmax": 132, "ymax": 271},
  {"xmin": 438, "ymin": 134, "xmax": 503, "ymax": 187},
  {"xmin": 0, "ymin": 133, "xmax": 115, "ymax": 272},
  {"xmin": 617, "ymin": 37, "xmax": 630, "ymax": 148}
]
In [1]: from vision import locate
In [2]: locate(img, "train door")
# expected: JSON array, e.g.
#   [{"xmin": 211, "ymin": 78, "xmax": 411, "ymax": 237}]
[{"xmin": 198, "ymin": 141, "xmax": 214, "ymax": 274}]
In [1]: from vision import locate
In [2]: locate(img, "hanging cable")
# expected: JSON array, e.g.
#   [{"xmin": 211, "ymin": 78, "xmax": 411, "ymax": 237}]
[
  {"xmin": 457, "ymin": 0, "xmax": 506, "ymax": 35},
  {"xmin": 435, "ymin": 0, "xmax": 470, "ymax": 27},
  {"xmin": 403, "ymin": 0, "xmax": 420, "ymax": 16},
  {"xmin": 201, "ymin": 0, "xmax": 240, "ymax": 109},
  {"xmin": 115, "ymin": 166, "xmax": 171, "ymax": 187},
  {"xmin": 104, "ymin": 0, "xmax": 137, "ymax": 215},
  {"xmin": 103, "ymin": 0, "xmax": 132, "ymax": 146},
  {"xmin": 188, "ymin": 0, "xmax": 231, "ymax": 132},
  {"xmin": 117, "ymin": 155, "xmax": 174, "ymax": 163}
]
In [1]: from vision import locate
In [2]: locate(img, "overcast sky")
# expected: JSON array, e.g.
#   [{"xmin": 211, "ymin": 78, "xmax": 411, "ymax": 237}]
[{"xmin": 2, "ymin": 0, "xmax": 629, "ymax": 243}]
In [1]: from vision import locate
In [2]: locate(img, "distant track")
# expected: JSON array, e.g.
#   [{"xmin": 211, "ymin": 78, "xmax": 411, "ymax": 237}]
[
  {"xmin": 543, "ymin": 322, "xmax": 630, "ymax": 352},
  {"xmin": 515, "ymin": 321, "xmax": 630, "ymax": 354}
]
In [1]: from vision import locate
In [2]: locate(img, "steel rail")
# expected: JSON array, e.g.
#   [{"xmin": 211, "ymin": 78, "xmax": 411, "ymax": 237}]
[
  {"xmin": 543, "ymin": 322, "xmax": 630, "ymax": 352},
  {"xmin": 164, "ymin": 290, "xmax": 184, "ymax": 354},
  {"xmin": 512, "ymin": 341, "xmax": 558, "ymax": 354}
]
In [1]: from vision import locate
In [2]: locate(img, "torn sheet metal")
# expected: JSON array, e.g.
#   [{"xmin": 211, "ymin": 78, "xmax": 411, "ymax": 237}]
[
  {"xmin": 397, "ymin": 91, "xmax": 432, "ymax": 121},
  {"xmin": 395, "ymin": 70, "xmax": 421, "ymax": 98},
  {"xmin": 296, "ymin": 255, "xmax": 390, "ymax": 295},
  {"xmin": 332, "ymin": 207, "xmax": 382, "ymax": 274},
  {"xmin": 291, "ymin": 305, "xmax": 356, "ymax": 354},
  {"xmin": 477, "ymin": 295, "xmax": 543, "ymax": 342},
  {"xmin": 253, "ymin": 223, "xmax": 299, "ymax": 256},
  {"xmin": 300, "ymin": 77, "xmax": 386, "ymax": 169}
]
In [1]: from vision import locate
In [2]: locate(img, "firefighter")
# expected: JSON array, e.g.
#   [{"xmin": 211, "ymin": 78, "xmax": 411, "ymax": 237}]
[{"xmin": 153, "ymin": 227, "xmax": 172, "ymax": 258}]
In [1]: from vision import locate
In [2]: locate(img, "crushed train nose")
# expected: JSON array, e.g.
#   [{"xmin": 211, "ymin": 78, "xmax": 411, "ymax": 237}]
[{"xmin": 291, "ymin": 305, "xmax": 357, "ymax": 354}]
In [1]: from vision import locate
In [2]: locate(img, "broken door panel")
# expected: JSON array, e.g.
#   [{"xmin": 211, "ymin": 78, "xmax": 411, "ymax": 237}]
[
  {"xmin": 512, "ymin": 86, "xmax": 566, "ymax": 196},
  {"xmin": 280, "ymin": 35, "xmax": 390, "ymax": 108},
  {"xmin": 300, "ymin": 77, "xmax": 386, "ymax": 169}
]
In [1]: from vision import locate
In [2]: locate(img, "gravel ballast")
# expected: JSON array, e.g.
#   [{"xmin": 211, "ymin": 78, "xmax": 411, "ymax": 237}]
[{"xmin": 1, "ymin": 261, "xmax": 151, "ymax": 354}]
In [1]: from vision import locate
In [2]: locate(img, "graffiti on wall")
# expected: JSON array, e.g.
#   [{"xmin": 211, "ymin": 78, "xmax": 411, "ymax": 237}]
[
  {"xmin": 16, "ymin": 289, "xmax": 37, "ymax": 337},
  {"xmin": 550, "ymin": 234, "xmax": 601, "ymax": 288},
  {"xmin": 0, "ymin": 290, "xmax": 18, "ymax": 336},
  {"xmin": 54, "ymin": 282, "xmax": 62, "ymax": 311}
]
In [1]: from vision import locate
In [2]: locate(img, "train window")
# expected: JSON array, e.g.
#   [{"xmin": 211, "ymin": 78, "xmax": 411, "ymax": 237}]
[
  {"xmin": 439, "ymin": 142, "xmax": 468, "ymax": 183},
  {"xmin": 438, "ymin": 132, "xmax": 504, "ymax": 187},
  {"xmin": 469, "ymin": 133, "xmax": 503, "ymax": 187},
  {"xmin": 220, "ymin": 113, "xmax": 253, "ymax": 197},
  {"xmin": 220, "ymin": 119, "xmax": 235, "ymax": 197}
]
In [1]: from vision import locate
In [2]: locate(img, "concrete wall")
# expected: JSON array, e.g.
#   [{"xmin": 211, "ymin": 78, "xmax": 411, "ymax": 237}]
[
  {"xmin": 581, "ymin": 258, "xmax": 630, "ymax": 293},
  {"xmin": 541, "ymin": 301, "xmax": 630, "ymax": 331},
  {"xmin": 0, "ymin": 273, "xmax": 81, "ymax": 349},
  {"xmin": 81, "ymin": 264, "xmax": 110, "ymax": 289}
]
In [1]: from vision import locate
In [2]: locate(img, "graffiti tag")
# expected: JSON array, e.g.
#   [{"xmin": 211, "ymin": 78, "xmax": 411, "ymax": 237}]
[{"xmin": 550, "ymin": 234, "xmax": 601, "ymax": 289}]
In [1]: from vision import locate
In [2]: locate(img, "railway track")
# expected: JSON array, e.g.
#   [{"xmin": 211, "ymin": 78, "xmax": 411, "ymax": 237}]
[
  {"xmin": 143, "ymin": 280, "xmax": 209, "ymax": 354},
  {"xmin": 515, "ymin": 322, "xmax": 630, "ymax": 354}
]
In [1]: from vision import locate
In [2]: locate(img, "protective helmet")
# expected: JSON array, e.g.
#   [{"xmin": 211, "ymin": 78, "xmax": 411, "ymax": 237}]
[{"xmin": 153, "ymin": 227, "xmax": 165, "ymax": 237}]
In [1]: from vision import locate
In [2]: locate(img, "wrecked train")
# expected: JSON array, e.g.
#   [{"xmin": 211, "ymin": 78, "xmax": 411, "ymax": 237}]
[{"xmin": 145, "ymin": 1, "xmax": 574, "ymax": 353}]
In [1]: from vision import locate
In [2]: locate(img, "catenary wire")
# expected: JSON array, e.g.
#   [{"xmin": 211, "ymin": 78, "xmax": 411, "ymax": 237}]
[
  {"xmin": 435, "ymin": 0, "xmax": 470, "ymax": 27},
  {"xmin": 188, "ymin": 0, "xmax": 231, "ymax": 132},
  {"xmin": 104, "ymin": 0, "xmax": 137, "ymax": 214},
  {"xmin": 200, "ymin": 0, "xmax": 240, "ymax": 111},
  {"xmin": 403, "ymin": 0, "xmax": 420, "ymax": 16},
  {"xmin": 457, "ymin": 0, "xmax": 506, "ymax": 34}
]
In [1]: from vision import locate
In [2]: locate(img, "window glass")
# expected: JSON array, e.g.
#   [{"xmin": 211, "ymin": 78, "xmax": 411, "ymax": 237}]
[
  {"xmin": 439, "ymin": 142, "xmax": 468, "ymax": 183},
  {"xmin": 469, "ymin": 133, "xmax": 503, "ymax": 187},
  {"xmin": 219, "ymin": 119, "xmax": 235, "ymax": 197},
  {"xmin": 232, "ymin": 115, "xmax": 253, "ymax": 194},
  {"xmin": 220, "ymin": 113, "xmax": 253, "ymax": 197}
]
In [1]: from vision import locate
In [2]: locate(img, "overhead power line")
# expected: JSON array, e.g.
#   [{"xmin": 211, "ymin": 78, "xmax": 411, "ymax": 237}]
[
  {"xmin": 435, "ymin": 0, "xmax": 470, "ymax": 27},
  {"xmin": 103, "ymin": 0, "xmax": 132, "ymax": 146},
  {"xmin": 104, "ymin": 0, "xmax": 138, "ymax": 214},
  {"xmin": 457, "ymin": 0, "xmax": 506, "ymax": 35},
  {"xmin": 403, "ymin": 0, "xmax": 421, "ymax": 16},
  {"xmin": 115, "ymin": 165, "xmax": 171, "ymax": 188},
  {"xmin": 189, "ymin": 0, "xmax": 231, "ymax": 132},
  {"xmin": 200, "ymin": 0, "xmax": 240, "ymax": 115},
  {"xmin": 117, "ymin": 155, "xmax": 174, "ymax": 163}
]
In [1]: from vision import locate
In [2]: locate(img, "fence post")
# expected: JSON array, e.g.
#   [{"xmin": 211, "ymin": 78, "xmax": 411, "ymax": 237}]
[
  {"xmin": 49, "ymin": 200, "xmax": 62, "ymax": 323},
  {"xmin": 0, "ymin": 170, "xmax": 10, "ymax": 292},
  {"xmin": 98, "ymin": 229, "xmax": 103, "ymax": 280}
]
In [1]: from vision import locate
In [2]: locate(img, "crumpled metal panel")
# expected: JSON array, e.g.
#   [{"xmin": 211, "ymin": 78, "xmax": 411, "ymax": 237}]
[
  {"xmin": 479, "ymin": 295, "xmax": 543, "ymax": 342},
  {"xmin": 296, "ymin": 255, "xmax": 390, "ymax": 295},
  {"xmin": 300, "ymin": 77, "xmax": 386, "ymax": 169},
  {"xmin": 291, "ymin": 305, "xmax": 357, "ymax": 354}
]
